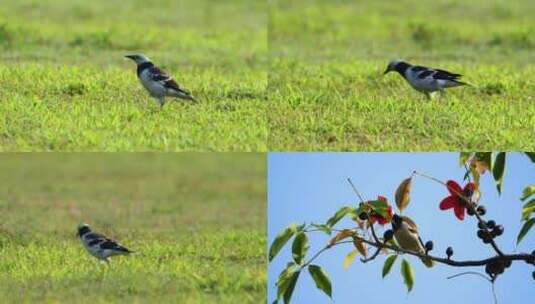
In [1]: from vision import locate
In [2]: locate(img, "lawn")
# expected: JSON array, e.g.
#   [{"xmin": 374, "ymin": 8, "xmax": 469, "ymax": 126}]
[
  {"xmin": 269, "ymin": 0, "xmax": 535, "ymax": 150},
  {"xmin": 0, "ymin": 0, "xmax": 267, "ymax": 151},
  {"xmin": 0, "ymin": 153, "xmax": 266, "ymax": 303}
]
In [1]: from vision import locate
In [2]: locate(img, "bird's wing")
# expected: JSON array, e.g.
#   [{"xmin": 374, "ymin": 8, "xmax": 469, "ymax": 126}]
[
  {"xmin": 100, "ymin": 239, "xmax": 131, "ymax": 253},
  {"xmin": 84, "ymin": 232, "xmax": 106, "ymax": 240},
  {"xmin": 432, "ymin": 68, "xmax": 462, "ymax": 80},
  {"xmin": 411, "ymin": 66, "xmax": 427, "ymax": 72},
  {"xmin": 148, "ymin": 66, "xmax": 192, "ymax": 95}
]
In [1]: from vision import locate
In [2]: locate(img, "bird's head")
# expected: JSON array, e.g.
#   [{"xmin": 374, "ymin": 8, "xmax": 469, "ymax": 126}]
[
  {"xmin": 383, "ymin": 59, "xmax": 404, "ymax": 75},
  {"xmin": 77, "ymin": 222, "xmax": 91, "ymax": 237},
  {"xmin": 391, "ymin": 213, "xmax": 402, "ymax": 231},
  {"xmin": 125, "ymin": 54, "xmax": 151, "ymax": 65}
]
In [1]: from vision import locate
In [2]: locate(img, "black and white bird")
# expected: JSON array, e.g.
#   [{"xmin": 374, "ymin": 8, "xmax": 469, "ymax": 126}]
[
  {"xmin": 125, "ymin": 54, "xmax": 196, "ymax": 107},
  {"xmin": 383, "ymin": 60, "xmax": 468, "ymax": 99},
  {"xmin": 77, "ymin": 222, "xmax": 133, "ymax": 263},
  {"xmin": 391, "ymin": 214, "xmax": 433, "ymax": 268}
]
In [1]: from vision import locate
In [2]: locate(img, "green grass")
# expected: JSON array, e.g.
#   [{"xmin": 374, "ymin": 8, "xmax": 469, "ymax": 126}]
[
  {"xmin": 0, "ymin": 0, "xmax": 267, "ymax": 151},
  {"xmin": 0, "ymin": 153, "xmax": 266, "ymax": 303},
  {"xmin": 269, "ymin": 0, "xmax": 535, "ymax": 150}
]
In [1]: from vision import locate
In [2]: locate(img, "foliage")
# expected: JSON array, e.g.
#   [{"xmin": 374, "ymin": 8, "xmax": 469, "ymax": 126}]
[{"xmin": 269, "ymin": 152, "xmax": 535, "ymax": 302}]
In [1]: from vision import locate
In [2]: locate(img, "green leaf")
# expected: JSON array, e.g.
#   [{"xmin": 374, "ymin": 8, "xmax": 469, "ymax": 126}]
[
  {"xmin": 283, "ymin": 271, "xmax": 300, "ymax": 304},
  {"xmin": 368, "ymin": 199, "xmax": 389, "ymax": 218},
  {"xmin": 522, "ymin": 199, "xmax": 535, "ymax": 221},
  {"xmin": 492, "ymin": 152, "xmax": 506, "ymax": 194},
  {"xmin": 343, "ymin": 249, "xmax": 358, "ymax": 270},
  {"xmin": 382, "ymin": 255, "xmax": 398, "ymax": 278},
  {"xmin": 311, "ymin": 223, "xmax": 332, "ymax": 235},
  {"xmin": 291, "ymin": 232, "xmax": 309, "ymax": 265},
  {"xmin": 269, "ymin": 224, "xmax": 298, "ymax": 262},
  {"xmin": 521, "ymin": 185, "xmax": 535, "ymax": 201},
  {"xmin": 308, "ymin": 265, "xmax": 332, "ymax": 298},
  {"xmin": 401, "ymin": 259, "xmax": 414, "ymax": 292},
  {"xmin": 525, "ymin": 152, "xmax": 535, "ymax": 163},
  {"xmin": 517, "ymin": 218, "xmax": 535, "ymax": 245},
  {"xmin": 326, "ymin": 206, "xmax": 353, "ymax": 228},
  {"xmin": 276, "ymin": 262, "xmax": 298, "ymax": 301}
]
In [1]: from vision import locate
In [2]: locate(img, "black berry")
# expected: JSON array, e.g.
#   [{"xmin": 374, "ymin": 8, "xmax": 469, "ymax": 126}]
[
  {"xmin": 532, "ymin": 271, "xmax": 535, "ymax": 280},
  {"xmin": 493, "ymin": 225, "xmax": 504, "ymax": 236},
  {"xmin": 477, "ymin": 229, "xmax": 485, "ymax": 239},
  {"xmin": 359, "ymin": 212, "xmax": 368, "ymax": 220},
  {"xmin": 478, "ymin": 221, "xmax": 487, "ymax": 229},
  {"xmin": 477, "ymin": 205, "xmax": 486, "ymax": 216},
  {"xmin": 486, "ymin": 220, "xmax": 496, "ymax": 229},
  {"xmin": 383, "ymin": 229, "xmax": 394, "ymax": 241},
  {"xmin": 425, "ymin": 241, "xmax": 434, "ymax": 252},
  {"xmin": 467, "ymin": 208, "xmax": 475, "ymax": 216},
  {"xmin": 446, "ymin": 246, "xmax": 453, "ymax": 259},
  {"xmin": 483, "ymin": 236, "xmax": 491, "ymax": 244}
]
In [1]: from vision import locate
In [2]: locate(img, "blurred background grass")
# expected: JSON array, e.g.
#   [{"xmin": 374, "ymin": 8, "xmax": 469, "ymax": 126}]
[{"xmin": 0, "ymin": 153, "xmax": 266, "ymax": 303}]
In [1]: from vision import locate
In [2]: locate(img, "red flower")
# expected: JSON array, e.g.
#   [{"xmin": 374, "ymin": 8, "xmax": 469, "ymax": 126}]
[
  {"xmin": 439, "ymin": 180, "xmax": 476, "ymax": 220},
  {"xmin": 370, "ymin": 196, "xmax": 393, "ymax": 225}
]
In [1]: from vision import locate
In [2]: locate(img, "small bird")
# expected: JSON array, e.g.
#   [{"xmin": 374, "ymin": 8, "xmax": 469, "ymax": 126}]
[
  {"xmin": 391, "ymin": 214, "xmax": 433, "ymax": 268},
  {"xmin": 77, "ymin": 222, "xmax": 133, "ymax": 263},
  {"xmin": 125, "ymin": 54, "xmax": 196, "ymax": 107},
  {"xmin": 383, "ymin": 60, "xmax": 468, "ymax": 99}
]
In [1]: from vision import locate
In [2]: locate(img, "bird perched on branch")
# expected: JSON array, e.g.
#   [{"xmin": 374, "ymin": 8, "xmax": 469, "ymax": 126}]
[
  {"xmin": 125, "ymin": 54, "xmax": 196, "ymax": 107},
  {"xmin": 383, "ymin": 60, "xmax": 469, "ymax": 99},
  {"xmin": 391, "ymin": 214, "xmax": 433, "ymax": 268},
  {"xmin": 77, "ymin": 222, "xmax": 134, "ymax": 263}
]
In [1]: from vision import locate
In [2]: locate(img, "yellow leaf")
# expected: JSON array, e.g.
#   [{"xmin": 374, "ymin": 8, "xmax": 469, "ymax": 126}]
[
  {"xmin": 329, "ymin": 229, "xmax": 355, "ymax": 246},
  {"xmin": 353, "ymin": 237, "xmax": 367, "ymax": 257},
  {"xmin": 343, "ymin": 249, "xmax": 358, "ymax": 270},
  {"xmin": 395, "ymin": 177, "xmax": 412, "ymax": 212}
]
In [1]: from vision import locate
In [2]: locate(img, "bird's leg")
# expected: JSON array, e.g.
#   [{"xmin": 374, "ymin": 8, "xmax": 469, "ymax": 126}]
[
  {"xmin": 424, "ymin": 92, "xmax": 431, "ymax": 100},
  {"xmin": 159, "ymin": 97, "xmax": 165, "ymax": 109}
]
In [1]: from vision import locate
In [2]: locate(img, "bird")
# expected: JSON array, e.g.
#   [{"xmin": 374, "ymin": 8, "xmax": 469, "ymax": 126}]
[
  {"xmin": 125, "ymin": 54, "xmax": 196, "ymax": 107},
  {"xmin": 391, "ymin": 214, "xmax": 433, "ymax": 268},
  {"xmin": 77, "ymin": 222, "xmax": 133, "ymax": 263},
  {"xmin": 383, "ymin": 60, "xmax": 468, "ymax": 99}
]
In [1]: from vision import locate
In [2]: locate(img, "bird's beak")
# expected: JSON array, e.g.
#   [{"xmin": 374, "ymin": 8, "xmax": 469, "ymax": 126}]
[
  {"xmin": 124, "ymin": 55, "xmax": 134, "ymax": 60},
  {"xmin": 383, "ymin": 67, "xmax": 391, "ymax": 75}
]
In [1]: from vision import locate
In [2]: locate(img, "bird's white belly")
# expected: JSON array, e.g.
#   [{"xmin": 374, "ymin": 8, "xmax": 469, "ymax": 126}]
[
  {"xmin": 406, "ymin": 73, "xmax": 439, "ymax": 92},
  {"xmin": 139, "ymin": 70, "xmax": 165, "ymax": 97}
]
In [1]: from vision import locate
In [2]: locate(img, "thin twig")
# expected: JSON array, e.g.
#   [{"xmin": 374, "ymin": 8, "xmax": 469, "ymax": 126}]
[
  {"xmin": 447, "ymin": 271, "xmax": 491, "ymax": 282},
  {"xmin": 347, "ymin": 178, "xmax": 365, "ymax": 203},
  {"xmin": 361, "ymin": 247, "xmax": 381, "ymax": 263}
]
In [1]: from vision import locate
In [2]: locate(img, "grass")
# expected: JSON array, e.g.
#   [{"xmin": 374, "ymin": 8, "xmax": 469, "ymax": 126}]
[
  {"xmin": 0, "ymin": 153, "xmax": 266, "ymax": 303},
  {"xmin": 0, "ymin": 0, "xmax": 267, "ymax": 151},
  {"xmin": 269, "ymin": 0, "xmax": 535, "ymax": 150}
]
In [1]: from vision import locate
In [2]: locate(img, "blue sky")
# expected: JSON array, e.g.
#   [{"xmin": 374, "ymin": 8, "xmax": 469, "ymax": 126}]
[{"xmin": 268, "ymin": 153, "xmax": 534, "ymax": 304}]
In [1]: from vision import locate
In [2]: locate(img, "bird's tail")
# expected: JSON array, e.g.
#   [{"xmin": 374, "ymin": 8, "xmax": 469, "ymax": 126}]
[
  {"xmin": 455, "ymin": 80, "xmax": 473, "ymax": 87},
  {"xmin": 421, "ymin": 256, "xmax": 434, "ymax": 268}
]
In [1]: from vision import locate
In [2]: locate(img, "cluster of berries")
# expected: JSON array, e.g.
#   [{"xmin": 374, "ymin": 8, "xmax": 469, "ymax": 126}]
[
  {"xmin": 467, "ymin": 204, "xmax": 486, "ymax": 216},
  {"xmin": 476, "ymin": 220, "xmax": 504, "ymax": 244}
]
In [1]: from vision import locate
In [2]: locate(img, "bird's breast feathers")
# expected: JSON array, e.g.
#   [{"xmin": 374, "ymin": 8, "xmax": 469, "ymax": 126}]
[{"xmin": 394, "ymin": 223, "xmax": 424, "ymax": 253}]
